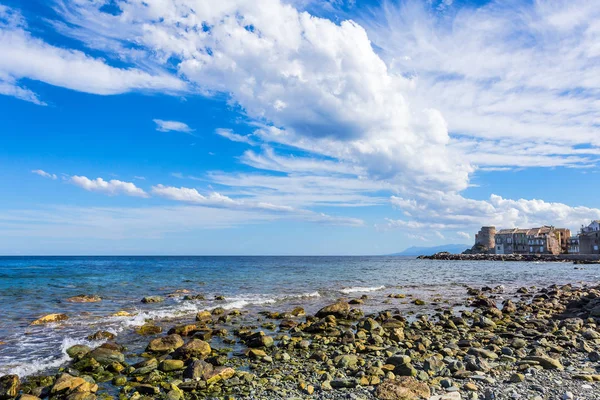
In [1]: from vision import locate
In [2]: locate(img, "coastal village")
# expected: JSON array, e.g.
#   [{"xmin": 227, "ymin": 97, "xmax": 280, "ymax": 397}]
[{"xmin": 470, "ymin": 221, "xmax": 600, "ymax": 255}]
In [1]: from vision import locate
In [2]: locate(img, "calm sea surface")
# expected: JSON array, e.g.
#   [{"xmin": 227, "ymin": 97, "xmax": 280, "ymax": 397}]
[{"xmin": 0, "ymin": 256, "xmax": 598, "ymax": 377}]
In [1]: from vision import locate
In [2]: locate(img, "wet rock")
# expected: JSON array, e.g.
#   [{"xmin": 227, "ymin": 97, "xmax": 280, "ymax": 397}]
[
  {"xmin": 247, "ymin": 332, "xmax": 274, "ymax": 348},
  {"xmin": 467, "ymin": 347, "xmax": 498, "ymax": 359},
  {"xmin": 146, "ymin": 334, "xmax": 184, "ymax": 353},
  {"xmin": 375, "ymin": 377, "xmax": 430, "ymax": 399},
  {"xmin": 316, "ymin": 301, "xmax": 350, "ymax": 318},
  {"xmin": 67, "ymin": 295, "xmax": 102, "ymax": 303},
  {"xmin": 87, "ymin": 331, "xmax": 115, "ymax": 341},
  {"xmin": 176, "ymin": 339, "xmax": 211, "ymax": 359},
  {"xmin": 141, "ymin": 296, "xmax": 164, "ymax": 304},
  {"xmin": 195, "ymin": 311, "xmax": 212, "ymax": 322},
  {"xmin": 89, "ymin": 347, "xmax": 125, "ymax": 365},
  {"xmin": 31, "ymin": 313, "xmax": 69, "ymax": 325},
  {"xmin": 136, "ymin": 324, "xmax": 163, "ymax": 336},
  {"xmin": 0, "ymin": 375, "xmax": 20, "ymax": 399},
  {"xmin": 66, "ymin": 345, "xmax": 91, "ymax": 359}
]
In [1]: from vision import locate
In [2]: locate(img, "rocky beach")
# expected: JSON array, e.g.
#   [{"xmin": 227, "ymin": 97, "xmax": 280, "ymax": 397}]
[{"xmin": 3, "ymin": 278, "xmax": 600, "ymax": 400}]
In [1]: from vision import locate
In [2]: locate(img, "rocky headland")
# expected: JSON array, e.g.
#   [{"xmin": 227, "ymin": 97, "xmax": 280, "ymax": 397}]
[{"xmin": 3, "ymin": 283, "xmax": 600, "ymax": 400}]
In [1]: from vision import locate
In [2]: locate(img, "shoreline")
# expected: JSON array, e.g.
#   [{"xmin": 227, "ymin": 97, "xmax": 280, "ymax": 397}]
[
  {"xmin": 418, "ymin": 252, "xmax": 600, "ymax": 263},
  {"xmin": 2, "ymin": 281, "xmax": 600, "ymax": 399}
]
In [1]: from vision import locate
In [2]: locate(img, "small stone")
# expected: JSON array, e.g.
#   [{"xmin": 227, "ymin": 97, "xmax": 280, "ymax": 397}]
[
  {"xmin": 375, "ymin": 377, "xmax": 430, "ymax": 399},
  {"xmin": 141, "ymin": 296, "xmax": 164, "ymax": 303},
  {"xmin": 509, "ymin": 373, "xmax": 525, "ymax": 383},
  {"xmin": 67, "ymin": 294, "xmax": 102, "ymax": 303},
  {"xmin": 463, "ymin": 382, "xmax": 478, "ymax": 391}
]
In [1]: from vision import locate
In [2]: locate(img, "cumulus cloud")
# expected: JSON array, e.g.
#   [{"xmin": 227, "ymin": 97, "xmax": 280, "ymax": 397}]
[
  {"xmin": 388, "ymin": 192, "xmax": 600, "ymax": 234},
  {"xmin": 71, "ymin": 176, "xmax": 149, "ymax": 198},
  {"xmin": 46, "ymin": 0, "xmax": 472, "ymax": 192},
  {"xmin": 153, "ymin": 119, "xmax": 193, "ymax": 133},
  {"xmin": 31, "ymin": 169, "xmax": 57, "ymax": 180}
]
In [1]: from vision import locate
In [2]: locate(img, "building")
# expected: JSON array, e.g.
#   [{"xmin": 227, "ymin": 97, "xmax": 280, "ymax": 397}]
[
  {"xmin": 579, "ymin": 221, "xmax": 600, "ymax": 254},
  {"xmin": 488, "ymin": 225, "xmax": 569, "ymax": 255},
  {"xmin": 473, "ymin": 226, "xmax": 496, "ymax": 253},
  {"xmin": 568, "ymin": 236, "xmax": 580, "ymax": 254}
]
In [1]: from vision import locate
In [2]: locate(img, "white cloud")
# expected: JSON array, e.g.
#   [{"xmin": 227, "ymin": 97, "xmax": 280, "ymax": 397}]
[
  {"xmin": 31, "ymin": 169, "xmax": 57, "ymax": 180},
  {"xmin": 363, "ymin": 0, "xmax": 600, "ymax": 169},
  {"xmin": 151, "ymin": 184, "xmax": 363, "ymax": 226},
  {"xmin": 70, "ymin": 176, "xmax": 149, "ymax": 198},
  {"xmin": 153, "ymin": 119, "xmax": 193, "ymax": 133},
  {"xmin": 215, "ymin": 128, "xmax": 256, "ymax": 145},
  {"xmin": 48, "ymin": 0, "xmax": 472, "ymax": 192},
  {"xmin": 457, "ymin": 231, "xmax": 470, "ymax": 240},
  {"xmin": 0, "ymin": 6, "xmax": 185, "ymax": 105},
  {"xmin": 388, "ymin": 192, "xmax": 600, "ymax": 234}
]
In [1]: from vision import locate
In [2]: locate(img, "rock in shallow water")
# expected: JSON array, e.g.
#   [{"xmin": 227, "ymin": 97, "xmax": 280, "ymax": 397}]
[{"xmin": 30, "ymin": 313, "xmax": 69, "ymax": 325}]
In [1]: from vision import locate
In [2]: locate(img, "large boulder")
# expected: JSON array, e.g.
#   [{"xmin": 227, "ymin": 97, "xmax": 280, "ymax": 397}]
[
  {"xmin": 316, "ymin": 301, "xmax": 350, "ymax": 318},
  {"xmin": 375, "ymin": 377, "xmax": 431, "ymax": 400},
  {"xmin": 146, "ymin": 334, "xmax": 185, "ymax": 353},
  {"xmin": 0, "ymin": 375, "xmax": 20, "ymax": 400},
  {"xmin": 183, "ymin": 359, "xmax": 213, "ymax": 380}
]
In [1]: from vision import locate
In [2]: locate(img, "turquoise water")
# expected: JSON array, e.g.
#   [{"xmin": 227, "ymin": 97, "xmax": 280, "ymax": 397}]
[{"xmin": 0, "ymin": 256, "xmax": 598, "ymax": 377}]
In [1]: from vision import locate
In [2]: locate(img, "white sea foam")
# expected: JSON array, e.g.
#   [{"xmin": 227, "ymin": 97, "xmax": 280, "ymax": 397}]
[
  {"xmin": 339, "ymin": 285, "xmax": 385, "ymax": 294},
  {"xmin": 4, "ymin": 336, "xmax": 103, "ymax": 377}
]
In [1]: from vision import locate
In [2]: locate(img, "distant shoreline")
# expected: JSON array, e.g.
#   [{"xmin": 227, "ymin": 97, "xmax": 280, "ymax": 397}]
[{"xmin": 418, "ymin": 252, "xmax": 600, "ymax": 263}]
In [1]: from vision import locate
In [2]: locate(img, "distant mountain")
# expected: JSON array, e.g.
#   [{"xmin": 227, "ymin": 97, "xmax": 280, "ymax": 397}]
[{"xmin": 389, "ymin": 244, "xmax": 470, "ymax": 256}]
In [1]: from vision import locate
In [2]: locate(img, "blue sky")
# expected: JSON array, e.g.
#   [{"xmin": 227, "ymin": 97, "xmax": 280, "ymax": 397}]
[{"xmin": 1, "ymin": 0, "xmax": 600, "ymax": 255}]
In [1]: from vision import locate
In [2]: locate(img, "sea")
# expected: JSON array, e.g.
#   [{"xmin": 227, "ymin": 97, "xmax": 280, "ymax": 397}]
[{"xmin": 0, "ymin": 256, "xmax": 598, "ymax": 378}]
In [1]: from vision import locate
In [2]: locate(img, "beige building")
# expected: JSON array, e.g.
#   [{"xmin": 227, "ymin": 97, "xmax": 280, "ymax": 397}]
[{"xmin": 490, "ymin": 226, "xmax": 570, "ymax": 255}]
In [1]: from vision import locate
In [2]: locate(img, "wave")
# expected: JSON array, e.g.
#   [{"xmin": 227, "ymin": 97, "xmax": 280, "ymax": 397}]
[
  {"xmin": 339, "ymin": 285, "xmax": 385, "ymax": 294},
  {"xmin": 2, "ymin": 336, "xmax": 104, "ymax": 378}
]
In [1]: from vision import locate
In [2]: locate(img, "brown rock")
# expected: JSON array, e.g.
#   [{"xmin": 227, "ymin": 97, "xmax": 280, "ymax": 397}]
[
  {"xmin": 67, "ymin": 295, "xmax": 101, "ymax": 303},
  {"xmin": 316, "ymin": 301, "xmax": 350, "ymax": 318},
  {"xmin": 375, "ymin": 377, "xmax": 430, "ymax": 400},
  {"xmin": 146, "ymin": 334, "xmax": 184, "ymax": 352}
]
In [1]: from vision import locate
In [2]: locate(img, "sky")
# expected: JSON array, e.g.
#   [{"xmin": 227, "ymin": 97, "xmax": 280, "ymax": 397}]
[{"xmin": 1, "ymin": 0, "xmax": 600, "ymax": 255}]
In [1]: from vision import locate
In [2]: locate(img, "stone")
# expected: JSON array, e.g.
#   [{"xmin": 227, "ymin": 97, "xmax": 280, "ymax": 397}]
[
  {"xmin": 87, "ymin": 331, "xmax": 115, "ymax": 341},
  {"xmin": 132, "ymin": 358, "xmax": 158, "ymax": 375},
  {"xmin": 183, "ymin": 360, "xmax": 213, "ymax": 380},
  {"xmin": 66, "ymin": 345, "xmax": 91, "ymax": 359},
  {"xmin": 89, "ymin": 347, "xmax": 125, "ymax": 365},
  {"xmin": 177, "ymin": 339, "xmax": 211, "ymax": 359},
  {"xmin": 205, "ymin": 367, "xmax": 235, "ymax": 384},
  {"xmin": 509, "ymin": 373, "xmax": 525, "ymax": 383},
  {"xmin": 375, "ymin": 377, "xmax": 430, "ymax": 399},
  {"xmin": 196, "ymin": 311, "xmax": 212, "ymax": 321},
  {"xmin": 159, "ymin": 359, "xmax": 185, "ymax": 372},
  {"xmin": 111, "ymin": 311, "xmax": 133, "ymax": 317},
  {"xmin": 523, "ymin": 356, "xmax": 563, "ymax": 370},
  {"xmin": 330, "ymin": 379, "xmax": 358, "ymax": 389},
  {"xmin": 316, "ymin": 301, "xmax": 350, "ymax": 318},
  {"xmin": 0, "ymin": 375, "xmax": 19, "ymax": 399},
  {"xmin": 146, "ymin": 334, "xmax": 184, "ymax": 352},
  {"xmin": 31, "ymin": 313, "xmax": 68, "ymax": 325},
  {"xmin": 136, "ymin": 324, "xmax": 163, "ymax": 335},
  {"xmin": 335, "ymin": 354, "xmax": 359, "ymax": 369},
  {"xmin": 246, "ymin": 349, "xmax": 267, "ymax": 359},
  {"xmin": 67, "ymin": 294, "xmax": 102, "ymax": 303},
  {"xmin": 141, "ymin": 296, "xmax": 164, "ymax": 303},
  {"xmin": 413, "ymin": 299, "xmax": 426, "ymax": 305},
  {"xmin": 430, "ymin": 393, "xmax": 462, "ymax": 400},
  {"xmin": 19, "ymin": 395, "xmax": 40, "ymax": 400},
  {"xmin": 467, "ymin": 348, "xmax": 498, "ymax": 359}
]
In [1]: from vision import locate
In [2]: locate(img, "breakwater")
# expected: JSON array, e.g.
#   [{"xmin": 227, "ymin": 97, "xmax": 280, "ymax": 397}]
[{"xmin": 418, "ymin": 252, "xmax": 600, "ymax": 263}]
